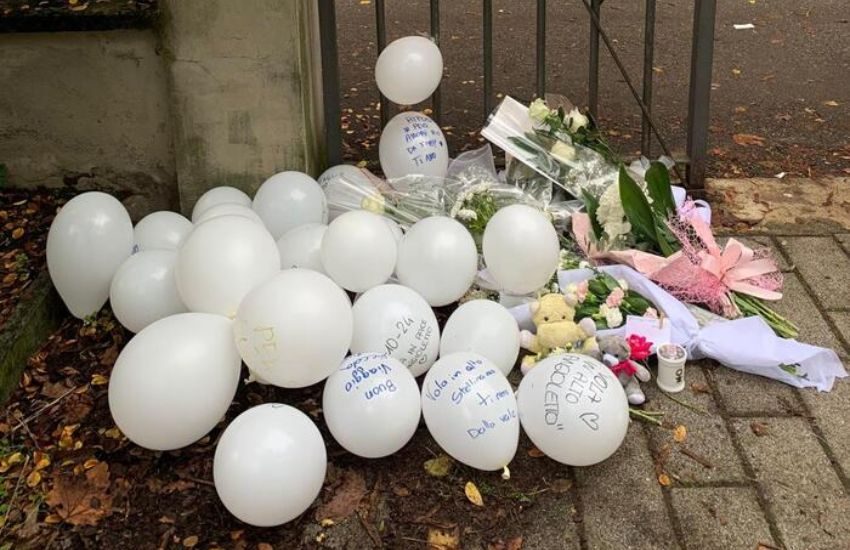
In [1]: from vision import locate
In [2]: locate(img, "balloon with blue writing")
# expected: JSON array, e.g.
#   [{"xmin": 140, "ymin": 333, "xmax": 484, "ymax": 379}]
[
  {"xmin": 379, "ymin": 112, "xmax": 449, "ymax": 180},
  {"xmin": 421, "ymin": 352, "xmax": 519, "ymax": 471},
  {"xmin": 350, "ymin": 284, "xmax": 440, "ymax": 377},
  {"xmin": 516, "ymin": 353, "xmax": 629, "ymax": 466},
  {"xmin": 375, "ymin": 36, "xmax": 443, "ymax": 105},
  {"xmin": 234, "ymin": 269, "xmax": 353, "ymax": 388},
  {"xmin": 323, "ymin": 353, "xmax": 421, "ymax": 458},
  {"xmin": 214, "ymin": 404, "xmax": 326, "ymax": 527},
  {"xmin": 440, "ymin": 300, "xmax": 520, "ymax": 376},
  {"xmin": 252, "ymin": 171, "xmax": 328, "ymax": 239}
]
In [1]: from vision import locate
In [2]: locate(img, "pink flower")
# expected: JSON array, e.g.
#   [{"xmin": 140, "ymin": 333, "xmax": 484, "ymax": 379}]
[
  {"xmin": 606, "ymin": 287, "xmax": 624, "ymax": 308},
  {"xmin": 576, "ymin": 280, "xmax": 589, "ymax": 302}
]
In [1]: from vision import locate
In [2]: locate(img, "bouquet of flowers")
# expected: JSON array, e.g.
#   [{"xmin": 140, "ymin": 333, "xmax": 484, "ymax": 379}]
[{"xmin": 564, "ymin": 270, "xmax": 657, "ymax": 330}]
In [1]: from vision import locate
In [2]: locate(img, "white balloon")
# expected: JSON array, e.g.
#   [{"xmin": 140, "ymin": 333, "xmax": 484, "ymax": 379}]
[
  {"xmin": 318, "ymin": 164, "xmax": 382, "ymax": 221},
  {"xmin": 321, "ymin": 210, "xmax": 397, "ymax": 293},
  {"xmin": 276, "ymin": 223, "xmax": 327, "ymax": 274},
  {"xmin": 351, "ymin": 284, "xmax": 439, "ymax": 377},
  {"xmin": 46, "ymin": 191, "xmax": 134, "ymax": 319},
  {"xmin": 396, "ymin": 216, "xmax": 477, "ymax": 306},
  {"xmin": 439, "ymin": 300, "xmax": 520, "ymax": 376},
  {"xmin": 176, "ymin": 216, "xmax": 280, "ymax": 317},
  {"xmin": 323, "ymin": 353, "xmax": 421, "ymax": 458},
  {"xmin": 517, "ymin": 353, "xmax": 629, "ymax": 466},
  {"xmin": 375, "ymin": 36, "xmax": 443, "ymax": 105},
  {"xmin": 133, "ymin": 211, "xmax": 192, "ymax": 251},
  {"xmin": 109, "ymin": 250, "xmax": 187, "ymax": 333},
  {"xmin": 191, "ymin": 186, "xmax": 252, "ymax": 223},
  {"xmin": 108, "ymin": 313, "xmax": 241, "ymax": 450},
  {"xmin": 214, "ymin": 404, "xmax": 326, "ymax": 527},
  {"xmin": 194, "ymin": 203, "xmax": 264, "ymax": 226},
  {"xmin": 234, "ymin": 269, "xmax": 353, "ymax": 388},
  {"xmin": 383, "ymin": 217, "xmax": 404, "ymax": 243},
  {"xmin": 421, "ymin": 352, "xmax": 519, "ymax": 471},
  {"xmin": 482, "ymin": 204, "xmax": 560, "ymax": 294},
  {"xmin": 252, "ymin": 171, "xmax": 328, "ymax": 239},
  {"xmin": 379, "ymin": 112, "xmax": 449, "ymax": 179}
]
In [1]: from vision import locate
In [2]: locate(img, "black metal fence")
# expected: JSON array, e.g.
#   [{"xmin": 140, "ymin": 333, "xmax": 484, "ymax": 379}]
[{"xmin": 318, "ymin": 0, "xmax": 717, "ymax": 189}]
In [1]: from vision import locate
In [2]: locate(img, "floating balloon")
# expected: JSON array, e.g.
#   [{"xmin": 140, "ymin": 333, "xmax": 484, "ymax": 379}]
[
  {"xmin": 482, "ymin": 204, "xmax": 559, "ymax": 294},
  {"xmin": 133, "ymin": 211, "xmax": 192, "ymax": 251},
  {"xmin": 396, "ymin": 216, "xmax": 477, "ymax": 306},
  {"xmin": 252, "ymin": 171, "xmax": 328, "ymax": 239},
  {"xmin": 108, "ymin": 313, "xmax": 241, "ymax": 450},
  {"xmin": 277, "ymin": 223, "xmax": 327, "ymax": 273},
  {"xmin": 175, "ymin": 216, "xmax": 280, "ymax": 317},
  {"xmin": 323, "ymin": 353, "xmax": 421, "ymax": 458},
  {"xmin": 421, "ymin": 352, "xmax": 519, "ymax": 471},
  {"xmin": 194, "ymin": 203, "xmax": 264, "ymax": 226},
  {"xmin": 321, "ymin": 210, "xmax": 397, "ymax": 293},
  {"xmin": 375, "ymin": 36, "xmax": 443, "ymax": 105},
  {"xmin": 109, "ymin": 250, "xmax": 187, "ymax": 333},
  {"xmin": 379, "ymin": 112, "xmax": 449, "ymax": 179},
  {"xmin": 46, "ymin": 191, "xmax": 134, "ymax": 319},
  {"xmin": 351, "ymin": 284, "xmax": 439, "ymax": 377},
  {"xmin": 234, "ymin": 269, "xmax": 353, "ymax": 388},
  {"xmin": 517, "ymin": 353, "xmax": 629, "ymax": 466},
  {"xmin": 318, "ymin": 164, "xmax": 382, "ymax": 221},
  {"xmin": 439, "ymin": 300, "xmax": 520, "ymax": 376},
  {"xmin": 191, "ymin": 186, "xmax": 252, "ymax": 222},
  {"xmin": 214, "ymin": 404, "xmax": 326, "ymax": 527}
]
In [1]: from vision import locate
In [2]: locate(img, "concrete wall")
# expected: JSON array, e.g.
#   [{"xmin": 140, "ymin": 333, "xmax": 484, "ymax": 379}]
[
  {"xmin": 160, "ymin": 0, "xmax": 326, "ymax": 213},
  {"xmin": 0, "ymin": 30, "xmax": 178, "ymax": 214}
]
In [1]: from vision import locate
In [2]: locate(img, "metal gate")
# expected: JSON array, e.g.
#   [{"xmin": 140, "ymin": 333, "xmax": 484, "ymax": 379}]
[{"xmin": 318, "ymin": 0, "xmax": 717, "ymax": 189}]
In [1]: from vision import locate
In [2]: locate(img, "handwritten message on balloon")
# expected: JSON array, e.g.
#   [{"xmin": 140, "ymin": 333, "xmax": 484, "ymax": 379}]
[{"xmin": 340, "ymin": 352, "xmax": 400, "ymax": 401}]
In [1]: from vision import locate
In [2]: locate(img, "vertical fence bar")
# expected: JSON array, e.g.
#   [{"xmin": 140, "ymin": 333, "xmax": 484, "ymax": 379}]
[
  {"xmin": 375, "ymin": 0, "xmax": 389, "ymax": 128},
  {"xmin": 430, "ymin": 0, "xmax": 441, "ymax": 123},
  {"xmin": 318, "ymin": 0, "xmax": 342, "ymax": 166},
  {"xmin": 686, "ymin": 0, "xmax": 717, "ymax": 189},
  {"xmin": 641, "ymin": 0, "xmax": 656, "ymax": 157},
  {"xmin": 536, "ymin": 0, "xmax": 546, "ymax": 98},
  {"xmin": 483, "ymin": 0, "xmax": 493, "ymax": 120},
  {"xmin": 588, "ymin": 0, "xmax": 602, "ymax": 116}
]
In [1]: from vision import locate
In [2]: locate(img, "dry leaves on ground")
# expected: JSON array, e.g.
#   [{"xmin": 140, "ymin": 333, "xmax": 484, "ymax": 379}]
[
  {"xmin": 464, "ymin": 481, "xmax": 484, "ymax": 507},
  {"xmin": 428, "ymin": 526, "xmax": 460, "ymax": 550},
  {"xmin": 733, "ymin": 133, "xmax": 766, "ymax": 147},
  {"xmin": 45, "ymin": 461, "xmax": 112, "ymax": 526},
  {"xmin": 424, "ymin": 454, "xmax": 453, "ymax": 477},
  {"xmin": 751, "ymin": 421, "xmax": 769, "ymax": 437},
  {"xmin": 315, "ymin": 469, "xmax": 368, "ymax": 522}
]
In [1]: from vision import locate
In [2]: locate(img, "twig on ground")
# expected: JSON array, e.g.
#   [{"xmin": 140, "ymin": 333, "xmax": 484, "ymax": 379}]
[
  {"xmin": 679, "ymin": 446, "xmax": 714, "ymax": 469},
  {"xmin": 0, "ymin": 455, "xmax": 31, "ymax": 538},
  {"xmin": 11, "ymin": 386, "xmax": 78, "ymax": 434},
  {"xmin": 660, "ymin": 391, "xmax": 709, "ymax": 416},
  {"xmin": 357, "ymin": 510, "xmax": 383, "ymax": 548}
]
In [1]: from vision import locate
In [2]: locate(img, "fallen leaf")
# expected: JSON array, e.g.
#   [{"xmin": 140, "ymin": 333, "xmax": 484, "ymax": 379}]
[
  {"xmin": 83, "ymin": 458, "xmax": 100, "ymax": 470},
  {"xmin": 91, "ymin": 374, "xmax": 109, "ymax": 386},
  {"xmin": 733, "ymin": 133, "xmax": 765, "ymax": 147},
  {"xmin": 424, "ymin": 454, "xmax": 453, "ymax": 477},
  {"xmin": 315, "ymin": 469, "xmax": 367, "ymax": 521},
  {"xmin": 750, "ymin": 421, "xmax": 769, "ymax": 437},
  {"xmin": 657, "ymin": 473, "xmax": 672, "ymax": 487},
  {"xmin": 320, "ymin": 518, "xmax": 334, "ymax": 527},
  {"xmin": 46, "ymin": 461, "xmax": 113, "ymax": 526},
  {"xmin": 104, "ymin": 427, "xmax": 122, "ymax": 439},
  {"xmin": 11, "ymin": 227, "xmax": 24, "ymax": 239},
  {"xmin": 734, "ymin": 106, "xmax": 747, "ymax": 113},
  {"xmin": 392, "ymin": 484, "xmax": 410, "ymax": 497},
  {"xmin": 527, "ymin": 447, "xmax": 545, "ymax": 458},
  {"xmin": 823, "ymin": 100, "xmax": 840, "ymax": 107},
  {"xmin": 464, "ymin": 481, "xmax": 484, "ymax": 507},
  {"xmin": 673, "ymin": 425, "xmax": 688, "ymax": 443},
  {"xmin": 690, "ymin": 382, "xmax": 711, "ymax": 394},
  {"xmin": 428, "ymin": 527, "xmax": 460, "ymax": 550},
  {"xmin": 506, "ymin": 537, "xmax": 523, "ymax": 550},
  {"xmin": 549, "ymin": 478, "xmax": 572, "ymax": 494},
  {"xmin": 258, "ymin": 544, "xmax": 274, "ymax": 550},
  {"xmin": 732, "ymin": 68, "xmax": 742, "ymax": 75},
  {"xmin": 26, "ymin": 470, "xmax": 42, "ymax": 488},
  {"xmin": 182, "ymin": 536, "xmax": 199, "ymax": 548}
]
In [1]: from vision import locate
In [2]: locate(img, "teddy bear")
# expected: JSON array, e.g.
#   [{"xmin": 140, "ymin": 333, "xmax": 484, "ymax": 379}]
[
  {"xmin": 519, "ymin": 293, "xmax": 598, "ymax": 374},
  {"xmin": 597, "ymin": 335, "xmax": 652, "ymax": 405}
]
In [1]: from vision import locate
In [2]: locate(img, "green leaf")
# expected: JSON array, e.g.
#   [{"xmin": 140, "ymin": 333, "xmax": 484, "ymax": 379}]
[
  {"xmin": 581, "ymin": 189, "xmax": 604, "ymax": 240},
  {"xmin": 645, "ymin": 161, "xmax": 676, "ymax": 218},
  {"xmin": 618, "ymin": 166, "xmax": 659, "ymax": 249}
]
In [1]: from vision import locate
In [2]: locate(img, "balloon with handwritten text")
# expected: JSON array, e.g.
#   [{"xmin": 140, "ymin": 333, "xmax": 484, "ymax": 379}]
[
  {"xmin": 517, "ymin": 354, "xmax": 629, "ymax": 466},
  {"xmin": 421, "ymin": 352, "xmax": 519, "ymax": 471},
  {"xmin": 379, "ymin": 112, "xmax": 449, "ymax": 180},
  {"xmin": 323, "ymin": 353, "xmax": 421, "ymax": 458}
]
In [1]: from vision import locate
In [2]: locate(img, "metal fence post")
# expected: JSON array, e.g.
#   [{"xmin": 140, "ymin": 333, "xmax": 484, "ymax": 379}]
[
  {"xmin": 483, "ymin": 0, "xmax": 493, "ymax": 120},
  {"xmin": 375, "ymin": 0, "xmax": 389, "ymax": 128},
  {"xmin": 588, "ymin": 0, "xmax": 602, "ymax": 116},
  {"xmin": 536, "ymin": 0, "xmax": 546, "ymax": 99},
  {"xmin": 430, "ymin": 0, "xmax": 442, "ymax": 123},
  {"xmin": 318, "ymin": 0, "xmax": 342, "ymax": 166},
  {"xmin": 686, "ymin": 0, "xmax": 717, "ymax": 189},
  {"xmin": 640, "ymin": 0, "xmax": 656, "ymax": 157}
]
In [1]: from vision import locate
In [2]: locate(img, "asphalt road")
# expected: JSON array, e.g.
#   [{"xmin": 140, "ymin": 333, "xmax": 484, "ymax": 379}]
[{"xmin": 335, "ymin": 0, "xmax": 850, "ymax": 179}]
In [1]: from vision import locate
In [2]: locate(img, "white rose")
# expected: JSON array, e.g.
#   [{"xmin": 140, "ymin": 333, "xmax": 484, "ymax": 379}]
[
  {"xmin": 360, "ymin": 193, "xmax": 385, "ymax": 214},
  {"xmin": 617, "ymin": 279, "xmax": 629, "ymax": 292},
  {"xmin": 549, "ymin": 140, "xmax": 577, "ymax": 164},
  {"xmin": 528, "ymin": 98, "xmax": 552, "ymax": 123},
  {"xmin": 567, "ymin": 107, "xmax": 590, "ymax": 133},
  {"xmin": 604, "ymin": 306, "xmax": 624, "ymax": 328}
]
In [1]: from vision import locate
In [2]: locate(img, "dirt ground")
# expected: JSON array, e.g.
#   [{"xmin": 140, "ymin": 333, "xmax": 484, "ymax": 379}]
[{"xmin": 335, "ymin": 0, "xmax": 850, "ymax": 179}]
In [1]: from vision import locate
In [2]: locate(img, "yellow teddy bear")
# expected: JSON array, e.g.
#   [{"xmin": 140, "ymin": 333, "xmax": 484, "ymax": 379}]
[{"xmin": 519, "ymin": 293, "xmax": 598, "ymax": 374}]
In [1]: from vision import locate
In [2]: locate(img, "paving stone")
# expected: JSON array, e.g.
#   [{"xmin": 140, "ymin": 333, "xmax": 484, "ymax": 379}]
[
  {"xmin": 799, "ymin": 377, "xmax": 850, "ymax": 479},
  {"xmin": 834, "ymin": 234, "xmax": 850, "ymax": 255},
  {"xmin": 708, "ymin": 364, "xmax": 805, "ymax": 417},
  {"xmin": 517, "ymin": 493, "xmax": 582, "ymax": 550},
  {"xmin": 827, "ymin": 311, "xmax": 850, "ymax": 349},
  {"xmin": 780, "ymin": 236, "xmax": 850, "ymax": 310},
  {"xmin": 643, "ymin": 367, "xmax": 746, "ymax": 483},
  {"xmin": 768, "ymin": 272, "xmax": 846, "ymax": 357},
  {"xmin": 719, "ymin": 235, "xmax": 791, "ymax": 271},
  {"xmin": 576, "ymin": 423, "xmax": 680, "ymax": 549},
  {"xmin": 670, "ymin": 487, "xmax": 775, "ymax": 550},
  {"xmin": 733, "ymin": 417, "xmax": 850, "ymax": 549}
]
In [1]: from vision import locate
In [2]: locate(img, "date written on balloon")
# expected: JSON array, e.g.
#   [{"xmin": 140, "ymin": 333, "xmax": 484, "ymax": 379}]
[
  {"xmin": 543, "ymin": 356, "xmax": 609, "ymax": 432},
  {"xmin": 385, "ymin": 317, "xmax": 433, "ymax": 366}
]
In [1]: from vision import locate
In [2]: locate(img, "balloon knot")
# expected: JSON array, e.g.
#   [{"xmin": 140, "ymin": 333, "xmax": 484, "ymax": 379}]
[{"xmin": 501, "ymin": 465, "xmax": 511, "ymax": 481}]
